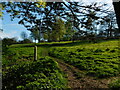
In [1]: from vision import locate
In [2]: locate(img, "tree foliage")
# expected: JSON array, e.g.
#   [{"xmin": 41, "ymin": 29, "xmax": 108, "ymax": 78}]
[
  {"xmin": 2, "ymin": 38, "xmax": 17, "ymax": 54},
  {"xmin": 30, "ymin": 26, "xmax": 40, "ymax": 42},
  {"xmin": 51, "ymin": 17, "xmax": 66, "ymax": 41},
  {"xmin": 64, "ymin": 21, "xmax": 72, "ymax": 41},
  {"xmin": 1, "ymin": 1, "xmax": 118, "ymax": 41},
  {"xmin": 21, "ymin": 31, "xmax": 28, "ymax": 40}
]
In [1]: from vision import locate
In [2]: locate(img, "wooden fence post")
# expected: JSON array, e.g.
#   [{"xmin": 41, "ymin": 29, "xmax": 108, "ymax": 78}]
[{"xmin": 34, "ymin": 46, "xmax": 37, "ymax": 61}]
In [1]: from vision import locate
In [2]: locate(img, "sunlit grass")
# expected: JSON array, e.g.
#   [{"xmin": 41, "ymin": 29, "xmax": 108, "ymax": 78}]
[{"xmin": 49, "ymin": 40, "xmax": 120, "ymax": 78}]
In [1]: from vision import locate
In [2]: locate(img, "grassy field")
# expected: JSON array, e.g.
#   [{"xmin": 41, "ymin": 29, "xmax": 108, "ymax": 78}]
[
  {"xmin": 2, "ymin": 46, "xmax": 67, "ymax": 89},
  {"xmin": 49, "ymin": 40, "xmax": 120, "ymax": 78},
  {"xmin": 2, "ymin": 39, "xmax": 120, "ymax": 89}
]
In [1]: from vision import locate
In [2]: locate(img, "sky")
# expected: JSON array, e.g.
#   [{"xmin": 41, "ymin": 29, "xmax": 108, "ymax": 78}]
[
  {"xmin": 81, "ymin": 0, "xmax": 112, "ymax": 3},
  {"xmin": 0, "ymin": 12, "xmax": 31, "ymax": 40},
  {"xmin": 0, "ymin": 0, "xmax": 114, "ymax": 40}
]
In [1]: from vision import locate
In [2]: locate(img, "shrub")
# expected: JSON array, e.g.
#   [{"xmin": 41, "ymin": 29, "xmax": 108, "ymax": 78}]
[{"xmin": 19, "ymin": 39, "xmax": 32, "ymax": 44}]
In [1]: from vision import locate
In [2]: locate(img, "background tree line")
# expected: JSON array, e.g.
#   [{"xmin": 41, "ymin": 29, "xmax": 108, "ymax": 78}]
[{"xmin": 1, "ymin": 1, "xmax": 120, "ymax": 43}]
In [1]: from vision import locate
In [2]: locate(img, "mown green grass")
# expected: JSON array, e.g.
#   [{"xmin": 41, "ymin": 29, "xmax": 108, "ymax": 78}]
[
  {"xmin": 2, "ymin": 46, "xmax": 44, "ymax": 66},
  {"xmin": 3, "ymin": 56, "xmax": 67, "ymax": 89},
  {"xmin": 9, "ymin": 39, "xmax": 110, "ymax": 47},
  {"xmin": 2, "ymin": 46, "xmax": 67, "ymax": 89},
  {"xmin": 49, "ymin": 40, "xmax": 120, "ymax": 78},
  {"xmin": 10, "ymin": 41, "xmax": 74, "ymax": 47},
  {"xmin": 3, "ymin": 39, "xmax": 120, "ymax": 89}
]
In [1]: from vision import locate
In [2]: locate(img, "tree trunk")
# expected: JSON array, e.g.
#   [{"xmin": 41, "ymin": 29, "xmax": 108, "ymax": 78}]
[
  {"xmin": 113, "ymin": 2, "xmax": 120, "ymax": 33},
  {"xmin": 38, "ymin": 38, "xmax": 40, "ymax": 43}
]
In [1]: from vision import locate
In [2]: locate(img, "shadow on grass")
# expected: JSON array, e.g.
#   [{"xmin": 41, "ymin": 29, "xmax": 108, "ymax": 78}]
[
  {"xmin": 10, "ymin": 39, "xmax": 120, "ymax": 48},
  {"xmin": 23, "ymin": 40, "xmax": 90, "ymax": 48}
]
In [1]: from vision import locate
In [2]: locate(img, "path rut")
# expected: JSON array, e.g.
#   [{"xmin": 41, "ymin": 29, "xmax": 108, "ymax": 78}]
[
  {"xmin": 40, "ymin": 47, "xmax": 118, "ymax": 89},
  {"xmin": 55, "ymin": 58, "xmax": 112, "ymax": 89}
]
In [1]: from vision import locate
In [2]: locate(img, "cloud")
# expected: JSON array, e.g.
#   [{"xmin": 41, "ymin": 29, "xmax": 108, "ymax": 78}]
[
  {"xmin": 7, "ymin": 31, "xmax": 18, "ymax": 37},
  {"xmin": 3, "ymin": 23, "xmax": 23, "ymax": 27},
  {"xmin": 0, "ymin": 32, "xmax": 10, "ymax": 39},
  {"xmin": 0, "ymin": 31, "xmax": 18, "ymax": 39},
  {"xmin": 80, "ymin": 0, "xmax": 112, "ymax": 3}
]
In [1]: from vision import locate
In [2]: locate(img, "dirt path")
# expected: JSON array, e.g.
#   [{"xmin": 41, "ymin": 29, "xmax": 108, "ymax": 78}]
[
  {"xmin": 54, "ymin": 58, "xmax": 119, "ymax": 89},
  {"xmin": 40, "ymin": 47, "xmax": 118, "ymax": 89}
]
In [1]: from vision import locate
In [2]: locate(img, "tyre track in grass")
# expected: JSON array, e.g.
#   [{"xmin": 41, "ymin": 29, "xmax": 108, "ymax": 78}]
[{"xmin": 40, "ymin": 47, "xmax": 119, "ymax": 89}]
